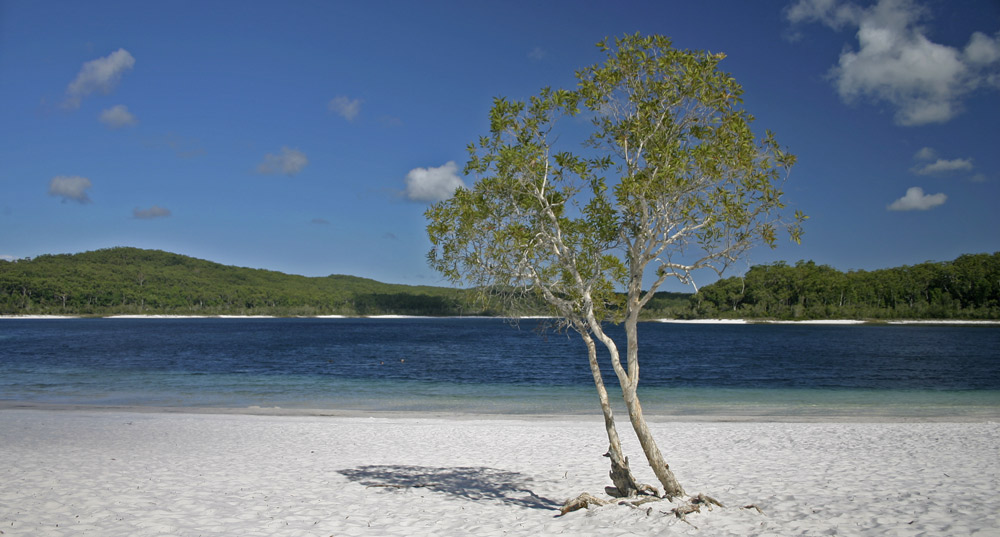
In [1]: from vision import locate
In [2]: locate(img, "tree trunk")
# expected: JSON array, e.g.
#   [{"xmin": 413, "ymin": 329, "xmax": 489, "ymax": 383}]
[
  {"xmin": 587, "ymin": 311, "xmax": 686, "ymax": 499},
  {"xmin": 579, "ymin": 328, "xmax": 641, "ymax": 497},
  {"xmin": 621, "ymin": 382, "xmax": 685, "ymax": 498},
  {"xmin": 623, "ymin": 313, "xmax": 686, "ymax": 499}
]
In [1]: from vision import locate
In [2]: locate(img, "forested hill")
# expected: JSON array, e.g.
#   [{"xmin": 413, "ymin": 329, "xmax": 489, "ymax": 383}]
[
  {"xmin": 2, "ymin": 247, "xmax": 997, "ymax": 319},
  {"xmin": 691, "ymin": 253, "xmax": 1000, "ymax": 320},
  {"xmin": 0, "ymin": 247, "xmax": 481, "ymax": 316}
]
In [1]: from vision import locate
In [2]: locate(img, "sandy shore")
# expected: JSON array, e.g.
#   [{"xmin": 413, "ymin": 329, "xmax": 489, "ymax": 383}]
[{"xmin": 1, "ymin": 410, "xmax": 997, "ymax": 536}]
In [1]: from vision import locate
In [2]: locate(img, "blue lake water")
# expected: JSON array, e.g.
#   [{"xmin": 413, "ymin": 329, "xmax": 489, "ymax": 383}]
[{"xmin": 1, "ymin": 318, "xmax": 998, "ymax": 418}]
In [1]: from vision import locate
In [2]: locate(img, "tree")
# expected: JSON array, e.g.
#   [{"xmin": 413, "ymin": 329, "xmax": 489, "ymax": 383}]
[{"xmin": 426, "ymin": 33, "xmax": 804, "ymax": 501}]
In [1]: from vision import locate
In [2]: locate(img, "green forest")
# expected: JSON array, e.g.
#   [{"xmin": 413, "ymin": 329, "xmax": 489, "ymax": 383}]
[
  {"xmin": 0, "ymin": 247, "xmax": 479, "ymax": 317},
  {"xmin": 690, "ymin": 253, "xmax": 1000, "ymax": 320},
  {"xmin": 1, "ymin": 247, "xmax": 997, "ymax": 319}
]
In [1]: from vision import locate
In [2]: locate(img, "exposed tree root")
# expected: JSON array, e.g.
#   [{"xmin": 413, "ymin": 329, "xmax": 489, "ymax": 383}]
[
  {"xmin": 605, "ymin": 452, "xmax": 650, "ymax": 498},
  {"xmin": 668, "ymin": 493, "xmax": 724, "ymax": 526},
  {"xmin": 559, "ymin": 492, "xmax": 610, "ymax": 515},
  {"xmin": 559, "ymin": 490, "xmax": 728, "ymax": 520}
]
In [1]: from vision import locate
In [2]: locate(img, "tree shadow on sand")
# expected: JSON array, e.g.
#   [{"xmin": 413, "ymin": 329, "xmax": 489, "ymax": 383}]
[{"xmin": 338, "ymin": 465, "xmax": 560, "ymax": 510}]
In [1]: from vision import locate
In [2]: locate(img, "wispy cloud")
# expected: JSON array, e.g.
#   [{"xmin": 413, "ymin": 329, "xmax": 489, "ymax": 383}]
[
  {"xmin": 887, "ymin": 186, "xmax": 946, "ymax": 211},
  {"xmin": 912, "ymin": 158, "xmax": 974, "ymax": 175},
  {"xmin": 64, "ymin": 48, "xmax": 135, "ymax": 109},
  {"xmin": 528, "ymin": 47, "xmax": 546, "ymax": 61},
  {"xmin": 48, "ymin": 176, "xmax": 92, "ymax": 203},
  {"xmin": 257, "ymin": 147, "xmax": 308, "ymax": 176},
  {"xmin": 910, "ymin": 147, "xmax": 977, "ymax": 177},
  {"xmin": 133, "ymin": 205, "xmax": 171, "ymax": 219},
  {"xmin": 403, "ymin": 161, "xmax": 465, "ymax": 202},
  {"xmin": 328, "ymin": 95, "xmax": 362, "ymax": 121},
  {"xmin": 99, "ymin": 104, "xmax": 137, "ymax": 128},
  {"xmin": 786, "ymin": 0, "xmax": 1000, "ymax": 125}
]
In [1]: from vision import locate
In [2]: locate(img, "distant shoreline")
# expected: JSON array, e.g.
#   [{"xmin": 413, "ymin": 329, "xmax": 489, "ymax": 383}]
[{"xmin": 2, "ymin": 314, "xmax": 998, "ymax": 325}]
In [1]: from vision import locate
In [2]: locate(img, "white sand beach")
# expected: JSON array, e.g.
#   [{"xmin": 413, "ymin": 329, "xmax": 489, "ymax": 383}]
[{"xmin": 1, "ymin": 409, "xmax": 997, "ymax": 536}]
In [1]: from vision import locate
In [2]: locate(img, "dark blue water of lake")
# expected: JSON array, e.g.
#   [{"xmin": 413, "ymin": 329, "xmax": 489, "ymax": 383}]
[{"xmin": 1, "ymin": 318, "xmax": 998, "ymax": 418}]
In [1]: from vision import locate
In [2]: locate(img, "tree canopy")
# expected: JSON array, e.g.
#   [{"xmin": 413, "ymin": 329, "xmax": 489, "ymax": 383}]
[{"xmin": 428, "ymin": 34, "xmax": 804, "ymax": 325}]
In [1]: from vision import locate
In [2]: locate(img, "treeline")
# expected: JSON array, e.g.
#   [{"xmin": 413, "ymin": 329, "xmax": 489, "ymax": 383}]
[
  {"xmin": 0, "ymin": 247, "xmax": 482, "ymax": 316},
  {"xmin": 691, "ymin": 253, "xmax": 1000, "ymax": 320},
  {"xmin": 3, "ymin": 247, "xmax": 997, "ymax": 319}
]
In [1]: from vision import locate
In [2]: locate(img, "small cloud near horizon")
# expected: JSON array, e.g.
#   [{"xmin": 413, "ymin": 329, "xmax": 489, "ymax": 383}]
[
  {"xmin": 257, "ymin": 147, "xmax": 308, "ymax": 176},
  {"xmin": 48, "ymin": 176, "xmax": 93, "ymax": 203},
  {"xmin": 64, "ymin": 48, "xmax": 135, "ymax": 109},
  {"xmin": 887, "ymin": 186, "xmax": 946, "ymax": 211},
  {"xmin": 99, "ymin": 104, "xmax": 137, "ymax": 128},
  {"xmin": 133, "ymin": 205, "xmax": 171, "ymax": 219},
  {"xmin": 403, "ymin": 161, "xmax": 465, "ymax": 202},
  {"xmin": 328, "ymin": 96, "xmax": 362, "ymax": 121}
]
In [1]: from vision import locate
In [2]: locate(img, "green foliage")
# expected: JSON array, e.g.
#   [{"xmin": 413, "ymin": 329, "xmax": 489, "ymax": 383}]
[
  {"xmin": 0, "ymin": 247, "xmax": 478, "ymax": 316},
  {"xmin": 427, "ymin": 33, "xmax": 804, "ymax": 325},
  {"xmin": 691, "ymin": 253, "xmax": 1000, "ymax": 320}
]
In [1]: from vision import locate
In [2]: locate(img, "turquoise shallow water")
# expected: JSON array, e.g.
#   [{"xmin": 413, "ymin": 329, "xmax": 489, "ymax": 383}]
[{"xmin": 1, "ymin": 318, "xmax": 998, "ymax": 418}]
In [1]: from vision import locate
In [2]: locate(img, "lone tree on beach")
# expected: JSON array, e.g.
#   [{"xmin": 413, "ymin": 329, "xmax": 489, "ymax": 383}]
[{"xmin": 426, "ymin": 33, "xmax": 804, "ymax": 502}]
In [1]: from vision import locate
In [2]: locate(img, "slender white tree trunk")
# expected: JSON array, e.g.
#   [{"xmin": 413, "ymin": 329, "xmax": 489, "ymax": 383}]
[
  {"xmin": 622, "ymin": 314, "xmax": 686, "ymax": 498},
  {"xmin": 588, "ymin": 309, "xmax": 686, "ymax": 499},
  {"xmin": 620, "ymin": 380, "xmax": 685, "ymax": 498},
  {"xmin": 580, "ymin": 328, "xmax": 641, "ymax": 496}
]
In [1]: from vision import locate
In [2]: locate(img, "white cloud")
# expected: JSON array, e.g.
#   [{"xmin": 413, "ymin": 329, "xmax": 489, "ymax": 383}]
[
  {"xmin": 911, "ymin": 158, "xmax": 973, "ymax": 175},
  {"xmin": 257, "ymin": 147, "xmax": 308, "ymax": 176},
  {"xmin": 99, "ymin": 104, "xmax": 137, "ymax": 128},
  {"xmin": 787, "ymin": 0, "xmax": 1000, "ymax": 125},
  {"xmin": 64, "ymin": 48, "xmax": 135, "ymax": 109},
  {"xmin": 404, "ymin": 161, "xmax": 465, "ymax": 202},
  {"xmin": 913, "ymin": 147, "xmax": 936, "ymax": 160},
  {"xmin": 48, "ymin": 176, "xmax": 92, "ymax": 203},
  {"xmin": 133, "ymin": 205, "xmax": 171, "ymax": 219},
  {"xmin": 964, "ymin": 32, "xmax": 1000, "ymax": 66},
  {"xmin": 0, "ymin": 255, "xmax": 15, "ymax": 262},
  {"xmin": 887, "ymin": 186, "xmax": 946, "ymax": 211},
  {"xmin": 785, "ymin": 0, "xmax": 862, "ymax": 29},
  {"xmin": 328, "ymin": 96, "xmax": 362, "ymax": 121}
]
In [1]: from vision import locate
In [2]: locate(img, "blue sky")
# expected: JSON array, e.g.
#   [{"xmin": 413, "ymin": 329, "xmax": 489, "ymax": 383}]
[{"xmin": 2, "ymin": 0, "xmax": 998, "ymax": 291}]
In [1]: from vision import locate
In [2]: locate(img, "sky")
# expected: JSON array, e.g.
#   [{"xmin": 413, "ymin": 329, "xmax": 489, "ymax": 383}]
[{"xmin": 2, "ymin": 0, "xmax": 999, "ymax": 291}]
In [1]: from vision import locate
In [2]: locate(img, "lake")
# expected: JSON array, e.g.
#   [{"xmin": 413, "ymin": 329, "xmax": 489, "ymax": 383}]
[{"xmin": 1, "ymin": 318, "xmax": 998, "ymax": 419}]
